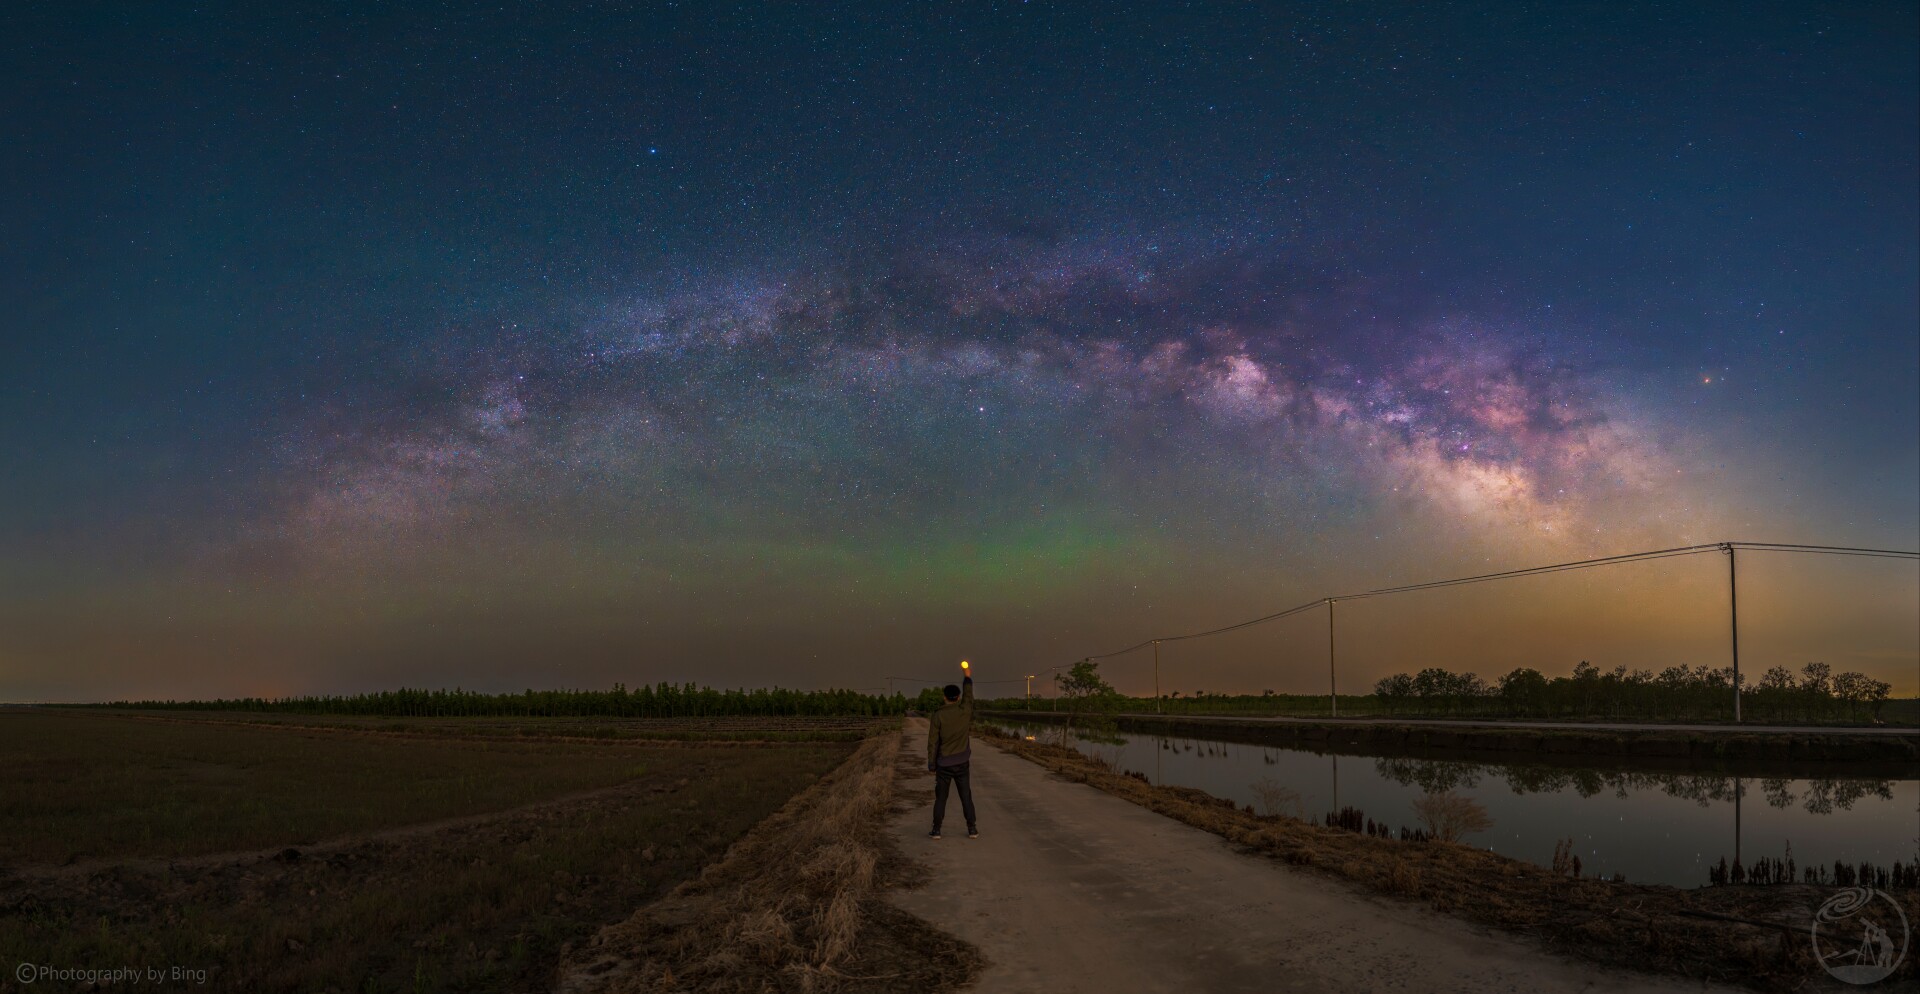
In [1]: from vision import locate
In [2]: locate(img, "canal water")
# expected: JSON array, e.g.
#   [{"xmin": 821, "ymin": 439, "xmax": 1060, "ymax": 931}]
[{"xmin": 985, "ymin": 721, "xmax": 1918, "ymax": 888}]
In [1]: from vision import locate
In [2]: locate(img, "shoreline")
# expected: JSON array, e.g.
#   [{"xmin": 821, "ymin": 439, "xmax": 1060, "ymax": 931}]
[
  {"xmin": 984, "ymin": 709, "xmax": 1920, "ymax": 772},
  {"xmin": 976, "ymin": 724, "xmax": 1917, "ymax": 991}
]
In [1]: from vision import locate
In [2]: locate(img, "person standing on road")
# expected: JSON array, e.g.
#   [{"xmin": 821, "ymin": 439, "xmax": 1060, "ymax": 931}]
[{"xmin": 927, "ymin": 663, "xmax": 978, "ymax": 839}]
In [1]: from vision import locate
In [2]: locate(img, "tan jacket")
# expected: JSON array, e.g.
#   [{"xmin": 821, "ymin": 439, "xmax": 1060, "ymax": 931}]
[{"xmin": 926, "ymin": 678, "xmax": 974, "ymax": 767}]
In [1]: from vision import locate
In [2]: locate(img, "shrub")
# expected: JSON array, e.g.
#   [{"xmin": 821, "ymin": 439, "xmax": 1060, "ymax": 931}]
[{"xmin": 1411, "ymin": 790, "xmax": 1493, "ymax": 842}]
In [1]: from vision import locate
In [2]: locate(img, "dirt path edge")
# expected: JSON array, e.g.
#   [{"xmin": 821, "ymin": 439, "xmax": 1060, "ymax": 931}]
[{"xmin": 553, "ymin": 728, "xmax": 981, "ymax": 993}]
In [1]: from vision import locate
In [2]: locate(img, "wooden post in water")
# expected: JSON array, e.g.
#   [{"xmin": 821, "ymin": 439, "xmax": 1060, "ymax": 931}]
[
  {"xmin": 1725, "ymin": 543, "xmax": 1742, "ymax": 722},
  {"xmin": 1326, "ymin": 598, "xmax": 1338, "ymax": 717}
]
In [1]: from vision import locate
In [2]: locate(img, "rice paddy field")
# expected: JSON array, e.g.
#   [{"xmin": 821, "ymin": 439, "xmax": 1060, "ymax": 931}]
[{"xmin": 0, "ymin": 710, "xmax": 864, "ymax": 992}]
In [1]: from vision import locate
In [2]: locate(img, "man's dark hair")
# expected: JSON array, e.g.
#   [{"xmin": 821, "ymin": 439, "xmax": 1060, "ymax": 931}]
[{"xmin": 943, "ymin": 684, "xmax": 961, "ymax": 701}]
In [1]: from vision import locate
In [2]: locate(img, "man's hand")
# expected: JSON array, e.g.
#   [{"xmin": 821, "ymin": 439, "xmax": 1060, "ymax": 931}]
[{"xmin": 927, "ymin": 764, "xmax": 936, "ymax": 773}]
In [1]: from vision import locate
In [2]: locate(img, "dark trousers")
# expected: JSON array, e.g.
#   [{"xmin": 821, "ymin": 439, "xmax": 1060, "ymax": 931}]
[{"xmin": 932, "ymin": 761, "xmax": 976, "ymax": 831}]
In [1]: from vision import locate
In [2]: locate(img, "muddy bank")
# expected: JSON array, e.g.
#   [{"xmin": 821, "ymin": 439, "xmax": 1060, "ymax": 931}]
[{"xmin": 985, "ymin": 710, "xmax": 1919, "ymax": 774}]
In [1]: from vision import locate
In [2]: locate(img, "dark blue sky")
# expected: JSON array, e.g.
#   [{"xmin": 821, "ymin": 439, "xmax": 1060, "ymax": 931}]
[{"xmin": 3, "ymin": 2, "xmax": 1915, "ymax": 700}]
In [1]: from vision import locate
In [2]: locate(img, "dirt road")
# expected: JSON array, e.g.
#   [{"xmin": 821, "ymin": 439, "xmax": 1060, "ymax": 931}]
[{"xmin": 888, "ymin": 719, "xmax": 1734, "ymax": 994}]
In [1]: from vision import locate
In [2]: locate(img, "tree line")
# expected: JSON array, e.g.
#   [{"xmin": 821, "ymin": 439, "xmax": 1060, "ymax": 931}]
[
  {"xmin": 975, "ymin": 658, "xmax": 1900, "ymax": 723},
  {"xmin": 68, "ymin": 683, "xmax": 910, "ymax": 718},
  {"xmin": 1372, "ymin": 661, "xmax": 1894, "ymax": 722}
]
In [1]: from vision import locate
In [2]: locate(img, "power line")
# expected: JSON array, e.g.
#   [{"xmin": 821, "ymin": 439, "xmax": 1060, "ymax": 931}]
[
  {"xmin": 1726, "ymin": 542, "xmax": 1920, "ymax": 560},
  {"xmin": 1043, "ymin": 539, "xmax": 1918, "ymax": 675},
  {"xmin": 1079, "ymin": 599, "xmax": 1326, "ymax": 662},
  {"xmin": 1160, "ymin": 599, "xmax": 1328, "ymax": 643},
  {"xmin": 1339, "ymin": 543, "xmax": 1725, "ymax": 600}
]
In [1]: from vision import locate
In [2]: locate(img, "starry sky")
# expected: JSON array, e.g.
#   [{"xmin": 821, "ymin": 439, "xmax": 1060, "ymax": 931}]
[{"xmin": 3, "ymin": 2, "xmax": 1916, "ymax": 702}]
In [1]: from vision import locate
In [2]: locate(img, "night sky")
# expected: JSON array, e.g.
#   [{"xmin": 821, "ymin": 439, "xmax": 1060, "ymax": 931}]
[{"xmin": 4, "ymin": 3, "xmax": 1916, "ymax": 702}]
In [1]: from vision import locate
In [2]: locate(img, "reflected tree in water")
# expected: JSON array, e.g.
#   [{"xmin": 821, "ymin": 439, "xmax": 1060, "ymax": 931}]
[
  {"xmin": 1372, "ymin": 757, "xmax": 1895, "ymax": 816},
  {"xmin": 1800, "ymin": 778, "xmax": 1895, "ymax": 815},
  {"xmin": 1660, "ymin": 774, "xmax": 1742, "ymax": 807},
  {"xmin": 1372, "ymin": 757, "xmax": 1483, "ymax": 793}
]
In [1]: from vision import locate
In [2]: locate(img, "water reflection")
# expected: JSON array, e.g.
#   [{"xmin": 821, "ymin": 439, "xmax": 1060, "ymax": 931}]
[
  {"xmin": 1371, "ymin": 756, "xmax": 1897, "ymax": 814},
  {"xmin": 992, "ymin": 722, "xmax": 1917, "ymax": 888}
]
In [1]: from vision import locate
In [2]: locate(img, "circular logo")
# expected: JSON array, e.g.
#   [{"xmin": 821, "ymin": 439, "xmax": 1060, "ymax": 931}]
[{"xmin": 1812, "ymin": 887, "xmax": 1909, "ymax": 985}]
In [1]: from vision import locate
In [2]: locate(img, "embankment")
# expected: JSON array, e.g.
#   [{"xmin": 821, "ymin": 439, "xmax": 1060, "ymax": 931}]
[
  {"xmin": 984, "ymin": 710, "xmax": 1919, "ymax": 773},
  {"xmin": 555, "ymin": 728, "xmax": 979, "ymax": 994},
  {"xmin": 977, "ymin": 725, "xmax": 1917, "ymax": 992}
]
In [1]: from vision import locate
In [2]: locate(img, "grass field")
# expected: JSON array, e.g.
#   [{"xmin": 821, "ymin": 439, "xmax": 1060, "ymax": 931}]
[
  {"xmin": 42, "ymin": 707, "xmax": 886, "ymax": 743},
  {"xmin": 0, "ymin": 711, "xmax": 858, "ymax": 992},
  {"xmin": 0, "ymin": 711, "xmax": 822, "ymax": 864}
]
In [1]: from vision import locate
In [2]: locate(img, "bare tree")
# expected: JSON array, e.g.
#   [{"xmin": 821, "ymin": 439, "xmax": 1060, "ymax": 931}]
[
  {"xmin": 1411, "ymin": 790, "xmax": 1493, "ymax": 842},
  {"xmin": 1249, "ymin": 776, "xmax": 1302, "ymax": 819}
]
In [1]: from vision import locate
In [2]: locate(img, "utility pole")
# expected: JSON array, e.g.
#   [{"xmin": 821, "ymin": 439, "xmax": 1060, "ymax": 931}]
[
  {"xmin": 1326, "ymin": 598, "xmax": 1338, "ymax": 717},
  {"xmin": 1725, "ymin": 543, "xmax": 1741, "ymax": 722},
  {"xmin": 1025, "ymin": 673, "xmax": 1035, "ymax": 710},
  {"xmin": 1153, "ymin": 640, "xmax": 1162, "ymax": 714}
]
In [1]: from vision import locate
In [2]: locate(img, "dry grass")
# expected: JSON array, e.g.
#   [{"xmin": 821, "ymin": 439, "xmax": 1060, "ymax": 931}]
[
  {"xmin": 557, "ymin": 729, "xmax": 978, "ymax": 993},
  {"xmin": 978, "ymin": 726, "xmax": 1916, "ymax": 992}
]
